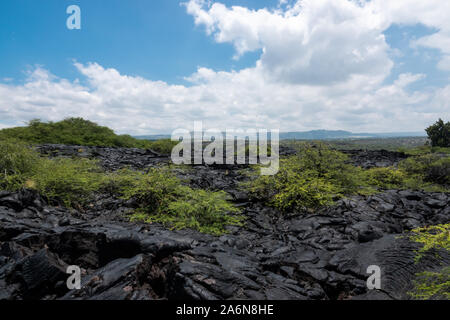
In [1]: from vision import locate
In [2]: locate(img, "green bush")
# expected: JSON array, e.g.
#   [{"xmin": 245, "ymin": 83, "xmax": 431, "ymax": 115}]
[
  {"xmin": 408, "ymin": 224, "xmax": 450, "ymax": 300},
  {"xmin": 144, "ymin": 188, "xmax": 243, "ymax": 235},
  {"xmin": 363, "ymin": 167, "xmax": 407, "ymax": 189},
  {"xmin": 114, "ymin": 168, "xmax": 181, "ymax": 211},
  {"xmin": 31, "ymin": 158, "xmax": 103, "ymax": 207},
  {"xmin": 398, "ymin": 145, "xmax": 450, "ymax": 156},
  {"xmin": 409, "ymin": 224, "xmax": 450, "ymax": 263},
  {"xmin": 399, "ymin": 154, "xmax": 450, "ymax": 186},
  {"xmin": 0, "ymin": 141, "xmax": 240, "ymax": 234},
  {"xmin": 0, "ymin": 139, "xmax": 40, "ymax": 190},
  {"xmin": 409, "ymin": 267, "xmax": 450, "ymax": 300},
  {"xmin": 245, "ymin": 143, "xmax": 364, "ymax": 212},
  {"xmin": 425, "ymin": 157, "xmax": 450, "ymax": 185},
  {"xmin": 147, "ymin": 139, "xmax": 179, "ymax": 154},
  {"xmin": 0, "ymin": 118, "xmax": 154, "ymax": 148},
  {"xmin": 109, "ymin": 168, "xmax": 243, "ymax": 235},
  {"xmin": 0, "ymin": 139, "xmax": 104, "ymax": 206}
]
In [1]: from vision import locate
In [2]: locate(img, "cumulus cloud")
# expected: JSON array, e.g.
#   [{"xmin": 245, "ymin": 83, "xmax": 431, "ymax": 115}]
[
  {"xmin": 370, "ymin": 0, "xmax": 450, "ymax": 71},
  {"xmin": 185, "ymin": 0, "xmax": 392, "ymax": 85},
  {"xmin": 0, "ymin": 61, "xmax": 447, "ymax": 135},
  {"xmin": 0, "ymin": 0, "xmax": 449, "ymax": 134}
]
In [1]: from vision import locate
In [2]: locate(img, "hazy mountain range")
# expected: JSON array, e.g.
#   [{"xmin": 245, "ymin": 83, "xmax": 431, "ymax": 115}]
[{"xmin": 135, "ymin": 130, "xmax": 426, "ymax": 141}]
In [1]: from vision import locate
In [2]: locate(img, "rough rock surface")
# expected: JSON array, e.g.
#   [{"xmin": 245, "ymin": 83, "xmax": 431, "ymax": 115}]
[
  {"xmin": 35, "ymin": 144, "xmax": 169, "ymax": 170},
  {"xmin": 340, "ymin": 149, "xmax": 409, "ymax": 169},
  {"xmin": 1, "ymin": 145, "xmax": 448, "ymax": 300}
]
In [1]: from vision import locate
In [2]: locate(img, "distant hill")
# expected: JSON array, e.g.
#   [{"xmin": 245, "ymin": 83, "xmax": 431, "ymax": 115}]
[
  {"xmin": 136, "ymin": 134, "xmax": 172, "ymax": 140},
  {"xmin": 135, "ymin": 130, "xmax": 426, "ymax": 140}
]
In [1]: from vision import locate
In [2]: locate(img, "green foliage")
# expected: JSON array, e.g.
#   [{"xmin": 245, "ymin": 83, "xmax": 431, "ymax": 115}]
[
  {"xmin": 271, "ymin": 174, "xmax": 338, "ymax": 212},
  {"xmin": 360, "ymin": 158, "xmax": 449, "ymax": 193},
  {"xmin": 0, "ymin": 118, "xmax": 182, "ymax": 154},
  {"xmin": 0, "ymin": 118, "xmax": 153, "ymax": 148},
  {"xmin": 426, "ymin": 119, "xmax": 450, "ymax": 148},
  {"xmin": 409, "ymin": 224, "xmax": 450, "ymax": 263},
  {"xmin": 31, "ymin": 158, "xmax": 103, "ymax": 207},
  {"xmin": 409, "ymin": 267, "xmax": 450, "ymax": 300},
  {"xmin": 0, "ymin": 138, "xmax": 240, "ymax": 233},
  {"xmin": 245, "ymin": 142, "xmax": 364, "ymax": 212},
  {"xmin": 399, "ymin": 154, "xmax": 450, "ymax": 186},
  {"xmin": 113, "ymin": 168, "xmax": 181, "ymax": 212},
  {"xmin": 147, "ymin": 139, "xmax": 179, "ymax": 154},
  {"xmin": 0, "ymin": 139, "xmax": 40, "ymax": 190},
  {"xmin": 299, "ymin": 137, "xmax": 428, "ymax": 152},
  {"xmin": 408, "ymin": 224, "xmax": 450, "ymax": 300},
  {"xmin": 143, "ymin": 188, "xmax": 243, "ymax": 235},
  {"xmin": 398, "ymin": 145, "xmax": 450, "ymax": 156},
  {"xmin": 234, "ymin": 143, "xmax": 272, "ymax": 157},
  {"xmin": 363, "ymin": 167, "xmax": 407, "ymax": 189},
  {"xmin": 109, "ymin": 168, "xmax": 243, "ymax": 235},
  {"xmin": 425, "ymin": 157, "xmax": 450, "ymax": 185},
  {"xmin": 0, "ymin": 139, "xmax": 103, "ymax": 206}
]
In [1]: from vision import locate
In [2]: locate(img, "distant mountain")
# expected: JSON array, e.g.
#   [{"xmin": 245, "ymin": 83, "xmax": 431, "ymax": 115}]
[
  {"xmin": 134, "ymin": 130, "xmax": 426, "ymax": 141},
  {"xmin": 135, "ymin": 134, "xmax": 172, "ymax": 140},
  {"xmin": 280, "ymin": 130, "xmax": 355, "ymax": 139},
  {"xmin": 279, "ymin": 130, "xmax": 426, "ymax": 139}
]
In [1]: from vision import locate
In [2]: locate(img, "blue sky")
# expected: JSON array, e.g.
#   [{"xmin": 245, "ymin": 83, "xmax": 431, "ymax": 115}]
[
  {"xmin": 0, "ymin": 0, "xmax": 449, "ymax": 134},
  {"xmin": 0, "ymin": 0, "xmax": 271, "ymax": 84}
]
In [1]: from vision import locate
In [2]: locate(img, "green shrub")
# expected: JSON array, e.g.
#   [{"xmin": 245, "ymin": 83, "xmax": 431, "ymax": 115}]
[
  {"xmin": 138, "ymin": 188, "xmax": 244, "ymax": 235},
  {"xmin": 115, "ymin": 168, "xmax": 181, "ymax": 211},
  {"xmin": 399, "ymin": 154, "xmax": 450, "ymax": 186},
  {"xmin": 31, "ymin": 158, "xmax": 103, "ymax": 207},
  {"xmin": 147, "ymin": 139, "xmax": 179, "ymax": 154},
  {"xmin": 245, "ymin": 143, "xmax": 364, "ymax": 212},
  {"xmin": 0, "ymin": 118, "xmax": 154, "ymax": 148},
  {"xmin": 110, "ymin": 168, "xmax": 243, "ymax": 235},
  {"xmin": 408, "ymin": 224, "xmax": 450, "ymax": 300},
  {"xmin": 409, "ymin": 267, "xmax": 450, "ymax": 300},
  {"xmin": 363, "ymin": 167, "xmax": 406, "ymax": 189},
  {"xmin": 400, "ymin": 154, "xmax": 437, "ymax": 176},
  {"xmin": 271, "ymin": 174, "xmax": 338, "ymax": 211},
  {"xmin": 425, "ymin": 157, "xmax": 450, "ymax": 185},
  {"xmin": 0, "ymin": 139, "xmax": 40, "ymax": 190},
  {"xmin": 409, "ymin": 224, "xmax": 450, "ymax": 262},
  {"xmin": 398, "ymin": 145, "xmax": 450, "ymax": 156}
]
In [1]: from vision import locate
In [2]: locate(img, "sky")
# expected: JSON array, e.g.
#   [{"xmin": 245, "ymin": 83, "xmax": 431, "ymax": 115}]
[{"xmin": 0, "ymin": 0, "xmax": 449, "ymax": 134}]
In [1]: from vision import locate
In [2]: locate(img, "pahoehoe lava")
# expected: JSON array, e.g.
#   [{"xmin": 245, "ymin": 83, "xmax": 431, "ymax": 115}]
[{"xmin": 1, "ymin": 145, "xmax": 448, "ymax": 300}]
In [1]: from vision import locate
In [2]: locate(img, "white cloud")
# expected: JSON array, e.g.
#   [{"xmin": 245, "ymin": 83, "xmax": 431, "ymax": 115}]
[
  {"xmin": 0, "ymin": 62, "xmax": 447, "ymax": 135},
  {"xmin": 370, "ymin": 0, "xmax": 450, "ymax": 71},
  {"xmin": 0, "ymin": 0, "xmax": 449, "ymax": 135},
  {"xmin": 185, "ymin": 0, "xmax": 393, "ymax": 85}
]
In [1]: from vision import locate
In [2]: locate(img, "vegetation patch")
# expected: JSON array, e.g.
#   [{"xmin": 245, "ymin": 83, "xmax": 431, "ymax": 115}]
[
  {"xmin": 409, "ymin": 224, "xmax": 450, "ymax": 263},
  {"xmin": 363, "ymin": 167, "xmax": 406, "ymax": 189},
  {"xmin": 109, "ymin": 168, "xmax": 243, "ymax": 235},
  {"xmin": 409, "ymin": 267, "xmax": 450, "ymax": 300},
  {"xmin": 0, "ymin": 139, "xmax": 241, "ymax": 234},
  {"xmin": 245, "ymin": 142, "xmax": 365, "ymax": 213},
  {"xmin": 31, "ymin": 158, "xmax": 103, "ymax": 207},
  {"xmin": 361, "ymin": 154, "xmax": 449, "ymax": 192},
  {"xmin": 408, "ymin": 224, "xmax": 450, "ymax": 300},
  {"xmin": 0, "ymin": 139, "xmax": 41, "ymax": 191},
  {"xmin": 399, "ymin": 154, "xmax": 450, "ymax": 189},
  {"xmin": 0, "ymin": 118, "xmax": 178, "ymax": 153}
]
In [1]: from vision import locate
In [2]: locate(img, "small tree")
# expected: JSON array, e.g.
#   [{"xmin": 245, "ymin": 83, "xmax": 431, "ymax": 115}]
[{"xmin": 425, "ymin": 119, "xmax": 450, "ymax": 147}]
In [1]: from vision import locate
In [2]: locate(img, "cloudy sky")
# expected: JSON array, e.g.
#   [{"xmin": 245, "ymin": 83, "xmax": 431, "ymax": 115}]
[{"xmin": 0, "ymin": 0, "xmax": 449, "ymax": 134}]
